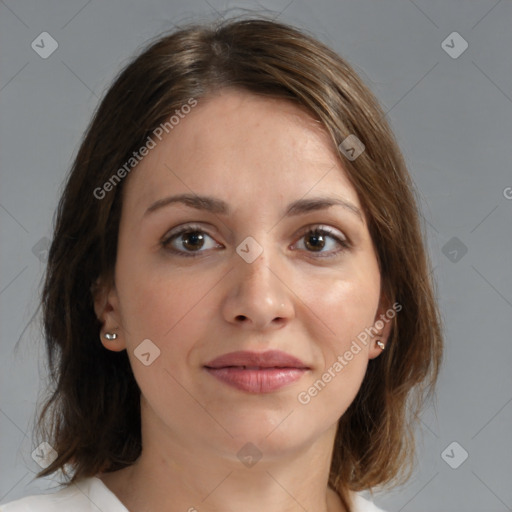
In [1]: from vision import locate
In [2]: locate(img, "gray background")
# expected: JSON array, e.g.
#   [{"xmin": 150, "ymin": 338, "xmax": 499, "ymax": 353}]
[{"xmin": 1, "ymin": 1, "xmax": 511, "ymax": 511}]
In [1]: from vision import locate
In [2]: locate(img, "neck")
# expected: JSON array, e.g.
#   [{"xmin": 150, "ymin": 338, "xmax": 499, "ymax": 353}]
[{"xmin": 99, "ymin": 405, "xmax": 348, "ymax": 512}]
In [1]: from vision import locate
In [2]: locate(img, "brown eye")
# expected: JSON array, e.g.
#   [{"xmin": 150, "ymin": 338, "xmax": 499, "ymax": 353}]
[
  {"xmin": 180, "ymin": 231, "xmax": 205, "ymax": 251},
  {"xmin": 294, "ymin": 227, "xmax": 349, "ymax": 257},
  {"xmin": 304, "ymin": 230, "xmax": 327, "ymax": 252},
  {"xmin": 161, "ymin": 225, "xmax": 222, "ymax": 257}
]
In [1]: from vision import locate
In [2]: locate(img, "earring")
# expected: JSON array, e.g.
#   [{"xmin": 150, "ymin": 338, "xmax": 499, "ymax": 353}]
[
  {"xmin": 104, "ymin": 332, "xmax": 118, "ymax": 340},
  {"xmin": 376, "ymin": 340, "xmax": 385, "ymax": 350}
]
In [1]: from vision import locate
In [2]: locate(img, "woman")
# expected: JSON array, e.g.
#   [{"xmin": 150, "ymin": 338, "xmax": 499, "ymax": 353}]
[{"xmin": 1, "ymin": 16, "xmax": 443, "ymax": 512}]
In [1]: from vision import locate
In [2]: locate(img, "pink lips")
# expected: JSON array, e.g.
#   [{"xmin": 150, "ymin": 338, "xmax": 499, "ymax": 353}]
[{"xmin": 204, "ymin": 350, "xmax": 309, "ymax": 394}]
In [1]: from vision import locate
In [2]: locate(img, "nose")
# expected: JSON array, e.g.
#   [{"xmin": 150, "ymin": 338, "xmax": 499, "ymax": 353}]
[{"xmin": 221, "ymin": 246, "xmax": 295, "ymax": 331}]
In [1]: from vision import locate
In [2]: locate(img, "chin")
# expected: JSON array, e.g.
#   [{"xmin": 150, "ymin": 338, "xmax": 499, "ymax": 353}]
[{"xmin": 215, "ymin": 410, "xmax": 326, "ymax": 454}]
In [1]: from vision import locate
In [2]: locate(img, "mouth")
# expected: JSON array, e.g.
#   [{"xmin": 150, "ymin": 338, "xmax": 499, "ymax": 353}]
[{"xmin": 204, "ymin": 350, "xmax": 310, "ymax": 394}]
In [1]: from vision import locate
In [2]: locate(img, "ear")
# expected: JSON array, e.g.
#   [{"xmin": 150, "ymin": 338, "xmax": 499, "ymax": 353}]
[
  {"xmin": 368, "ymin": 292, "xmax": 396, "ymax": 360},
  {"xmin": 91, "ymin": 276, "xmax": 126, "ymax": 352}
]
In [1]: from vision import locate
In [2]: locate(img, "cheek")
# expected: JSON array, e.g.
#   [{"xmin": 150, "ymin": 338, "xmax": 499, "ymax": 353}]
[
  {"xmin": 307, "ymin": 269, "xmax": 380, "ymax": 348},
  {"xmin": 115, "ymin": 258, "xmax": 221, "ymax": 361},
  {"xmin": 297, "ymin": 280, "xmax": 376, "ymax": 412},
  {"xmin": 296, "ymin": 268, "xmax": 379, "ymax": 412},
  {"xmin": 115, "ymin": 243, "xmax": 190, "ymax": 333},
  {"xmin": 114, "ymin": 267, "xmax": 216, "ymax": 409}
]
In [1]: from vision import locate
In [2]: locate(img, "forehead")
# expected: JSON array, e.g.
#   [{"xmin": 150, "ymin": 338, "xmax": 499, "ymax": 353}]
[{"xmin": 122, "ymin": 89, "xmax": 361, "ymax": 214}]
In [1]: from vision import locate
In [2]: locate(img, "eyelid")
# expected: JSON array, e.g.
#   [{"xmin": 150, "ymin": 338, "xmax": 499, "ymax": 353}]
[
  {"xmin": 161, "ymin": 223, "xmax": 220, "ymax": 246},
  {"xmin": 294, "ymin": 224, "xmax": 348, "ymax": 242}
]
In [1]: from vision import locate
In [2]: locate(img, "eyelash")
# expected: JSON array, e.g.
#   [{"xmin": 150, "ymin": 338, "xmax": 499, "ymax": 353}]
[{"xmin": 160, "ymin": 224, "xmax": 350, "ymax": 259}]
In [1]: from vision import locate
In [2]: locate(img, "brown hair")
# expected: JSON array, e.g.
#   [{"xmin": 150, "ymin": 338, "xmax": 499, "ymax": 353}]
[{"xmin": 34, "ymin": 15, "xmax": 443, "ymax": 510}]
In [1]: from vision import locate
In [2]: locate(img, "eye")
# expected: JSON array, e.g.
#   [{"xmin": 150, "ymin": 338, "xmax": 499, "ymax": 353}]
[
  {"xmin": 161, "ymin": 224, "xmax": 222, "ymax": 257},
  {"xmin": 161, "ymin": 224, "xmax": 349, "ymax": 258},
  {"xmin": 293, "ymin": 226, "xmax": 349, "ymax": 257}
]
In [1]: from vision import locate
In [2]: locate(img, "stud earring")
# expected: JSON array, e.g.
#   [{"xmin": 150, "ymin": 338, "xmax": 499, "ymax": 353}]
[
  {"xmin": 104, "ymin": 332, "xmax": 118, "ymax": 340},
  {"xmin": 376, "ymin": 340, "xmax": 385, "ymax": 350}
]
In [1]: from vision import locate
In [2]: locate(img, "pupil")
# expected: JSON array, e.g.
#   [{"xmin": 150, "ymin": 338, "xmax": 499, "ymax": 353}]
[
  {"xmin": 183, "ymin": 231, "xmax": 204, "ymax": 250},
  {"xmin": 306, "ymin": 232, "xmax": 324, "ymax": 251}
]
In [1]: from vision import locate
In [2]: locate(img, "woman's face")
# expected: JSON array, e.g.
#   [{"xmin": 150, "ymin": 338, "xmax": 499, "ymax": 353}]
[{"xmin": 97, "ymin": 89, "xmax": 389, "ymax": 462}]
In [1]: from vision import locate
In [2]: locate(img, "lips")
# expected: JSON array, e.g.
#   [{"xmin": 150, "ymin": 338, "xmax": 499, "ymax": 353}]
[
  {"xmin": 204, "ymin": 350, "xmax": 309, "ymax": 369},
  {"xmin": 204, "ymin": 350, "xmax": 309, "ymax": 393}
]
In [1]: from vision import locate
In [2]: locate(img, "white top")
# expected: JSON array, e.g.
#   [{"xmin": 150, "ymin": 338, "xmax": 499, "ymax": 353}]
[{"xmin": 0, "ymin": 476, "xmax": 386, "ymax": 511}]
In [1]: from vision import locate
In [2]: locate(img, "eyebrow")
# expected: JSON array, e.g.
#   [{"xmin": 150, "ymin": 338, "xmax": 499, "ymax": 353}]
[{"xmin": 144, "ymin": 193, "xmax": 363, "ymax": 222}]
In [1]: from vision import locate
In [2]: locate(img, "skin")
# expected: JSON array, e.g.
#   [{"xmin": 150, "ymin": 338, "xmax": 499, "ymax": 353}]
[{"xmin": 94, "ymin": 89, "xmax": 391, "ymax": 512}]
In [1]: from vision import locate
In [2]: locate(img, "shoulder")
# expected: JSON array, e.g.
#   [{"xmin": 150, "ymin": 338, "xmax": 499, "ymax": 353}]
[
  {"xmin": 0, "ymin": 477, "xmax": 123, "ymax": 512},
  {"xmin": 352, "ymin": 492, "xmax": 387, "ymax": 512},
  {"xmin": 0, "ymin": 484, "xmax": 88, "ymax": 512}
]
